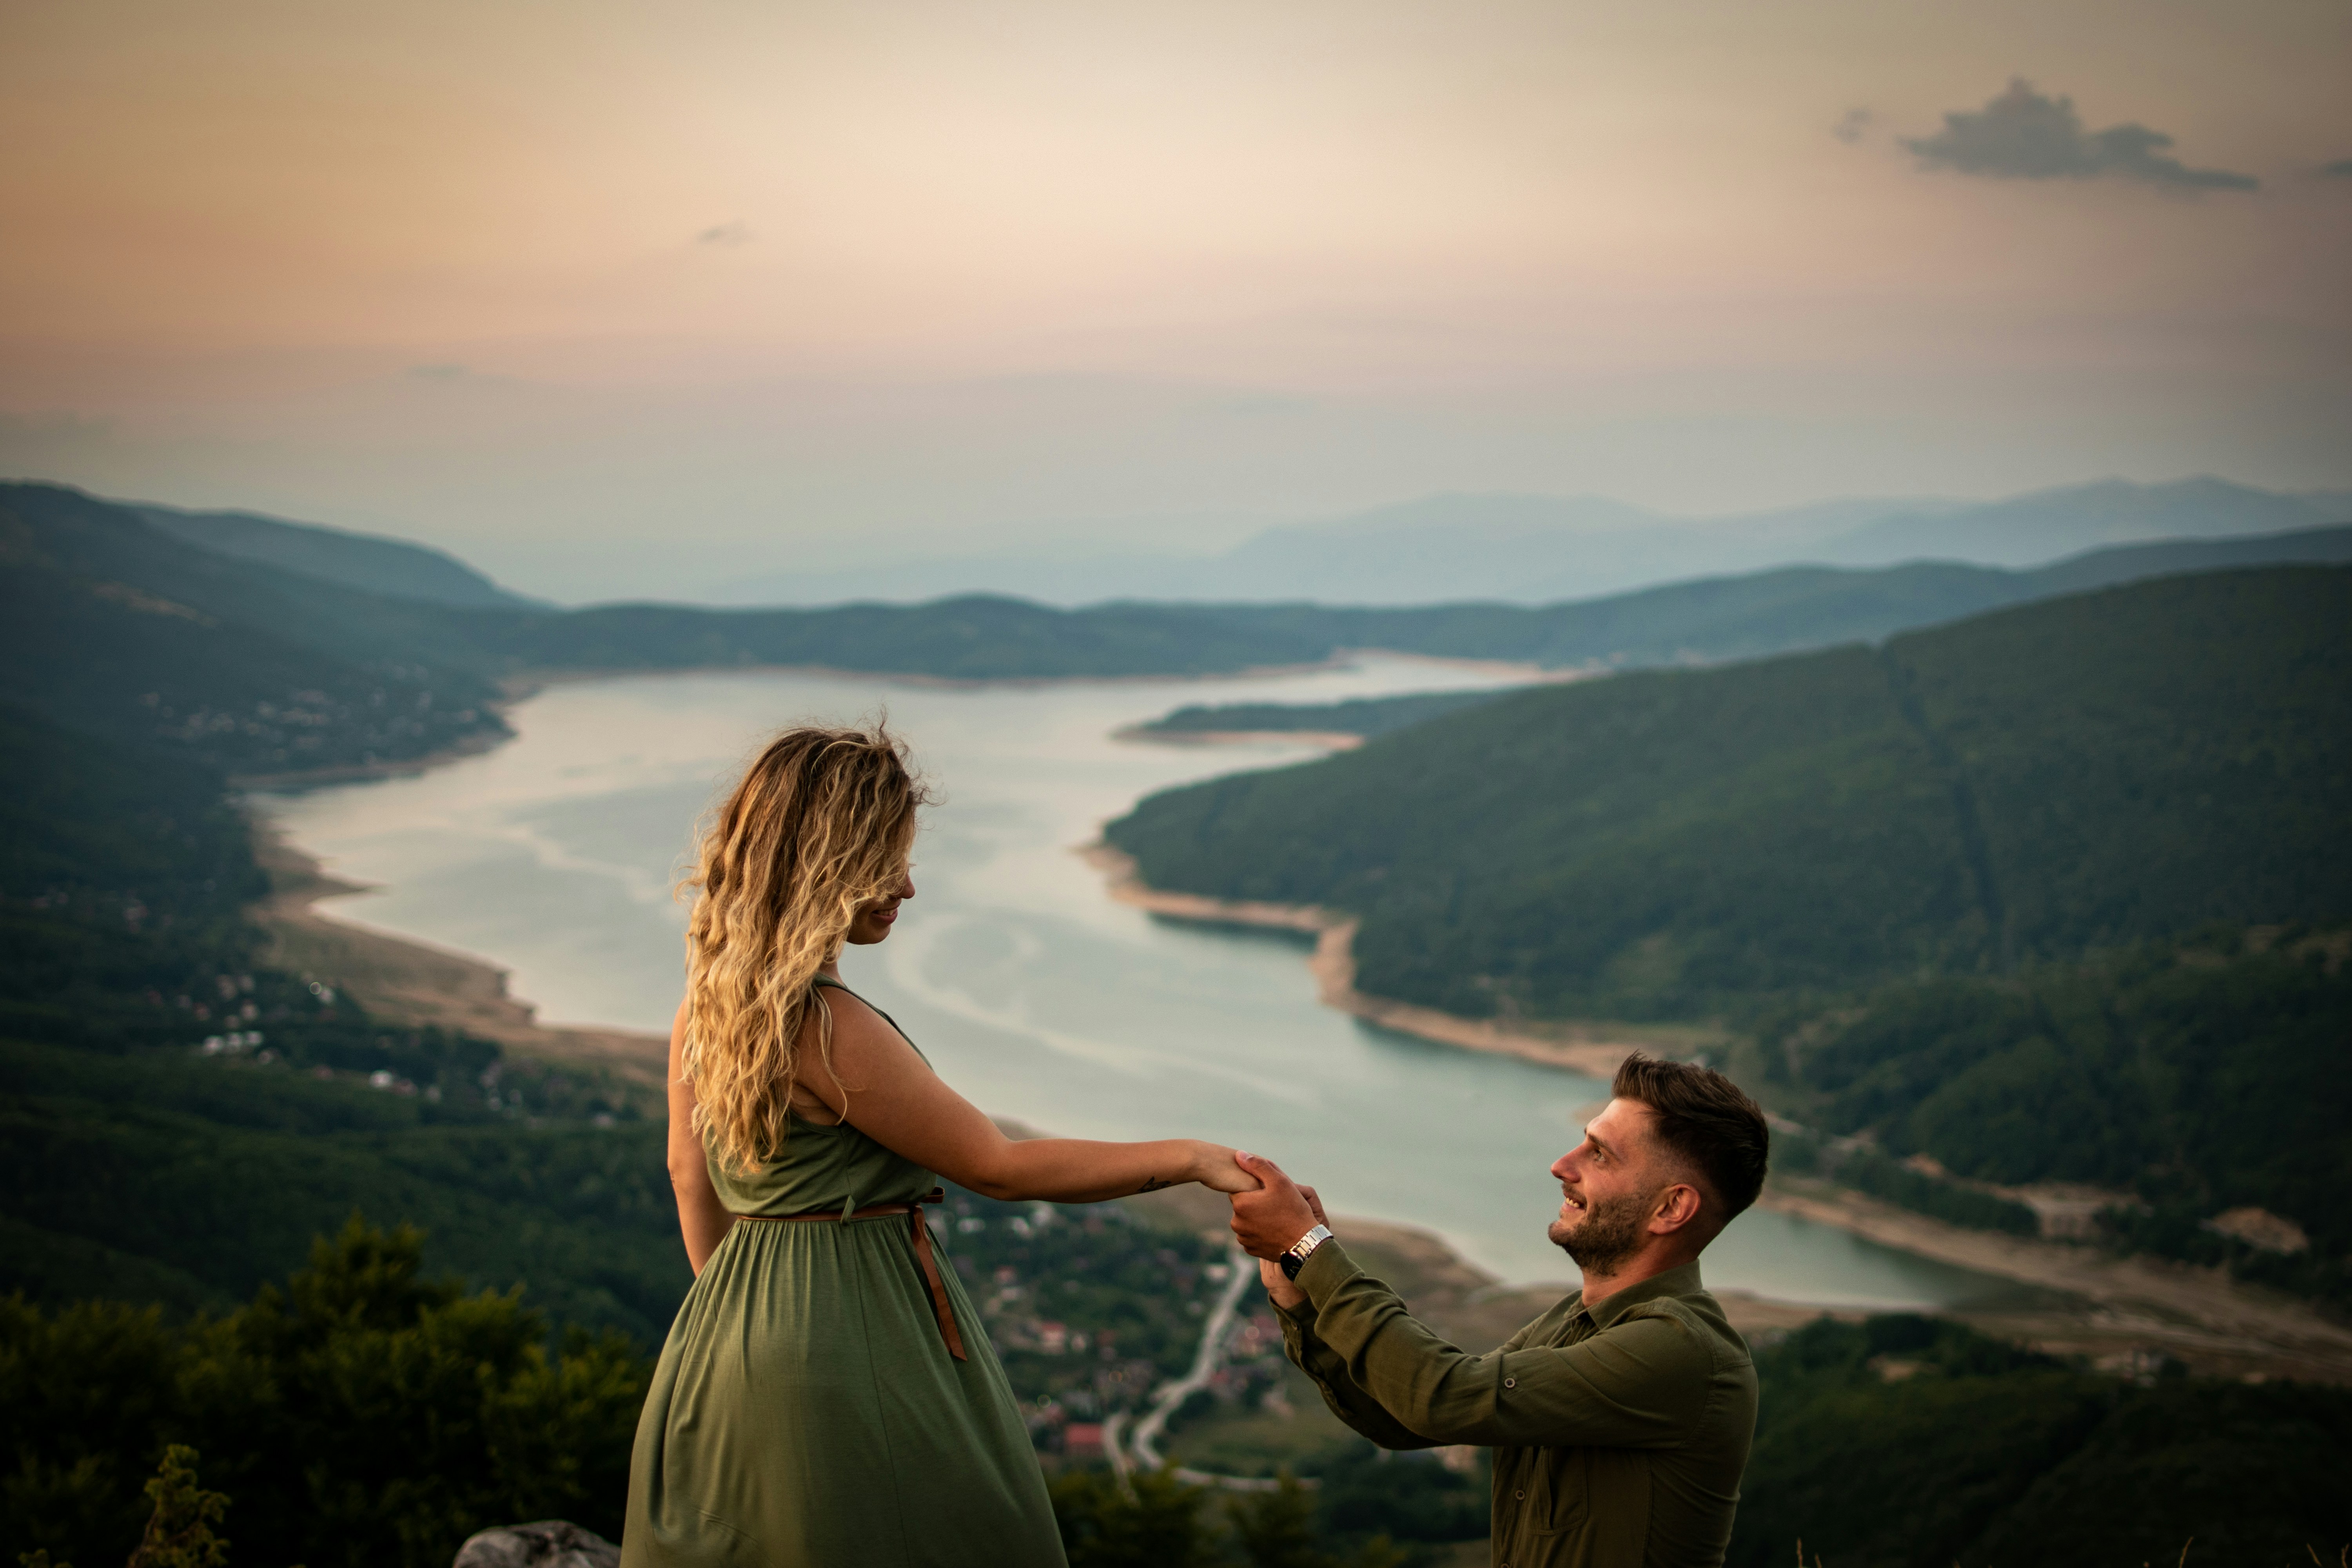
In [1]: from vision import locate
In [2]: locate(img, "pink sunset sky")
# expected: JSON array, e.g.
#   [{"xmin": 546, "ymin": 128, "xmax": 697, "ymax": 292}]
[{"xmin": 3, "ymin": 0, "xmax": 2348, "ymax": 599}]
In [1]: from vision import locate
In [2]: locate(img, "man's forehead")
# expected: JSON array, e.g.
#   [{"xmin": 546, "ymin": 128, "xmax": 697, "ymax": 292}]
[{"xmin": 1585, "ymin": 1096, "xmax": 1657, "ymax": 1147}]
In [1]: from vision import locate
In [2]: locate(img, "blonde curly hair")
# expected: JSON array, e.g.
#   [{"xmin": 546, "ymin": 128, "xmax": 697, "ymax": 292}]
[{"xmin": 679, "ymin": 723, "xmax": 933, "ymax": 1174}]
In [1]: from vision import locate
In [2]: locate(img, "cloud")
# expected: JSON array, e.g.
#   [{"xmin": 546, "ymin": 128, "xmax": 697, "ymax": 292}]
[
  {"xmin": 1905, "ymin": 79, "xmax": 2257, "ymax": 192},
  {"xmin": 1831, "ymin": 108, "xmax": 1873, "ymax": 146},
  {"xmin": 696, "ymin": 221, "xmax": 754, "ymax": 247},
  {"xmin": 408, "ymin": 363, "xmax": 471, "ymax": 381},
  {"xmin": 2323, "ymin": 159, "xmax": 2352, "ymax": 179}
]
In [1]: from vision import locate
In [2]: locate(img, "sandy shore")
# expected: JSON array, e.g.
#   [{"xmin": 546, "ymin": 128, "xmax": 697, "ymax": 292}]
[
  {"xmin": 250, "ymin": 822, "xmax": 671, "ymax": 1103},
  {"xmin": 1080, "ymin": 843, "xmax": 1718, "ymax": 1080}
]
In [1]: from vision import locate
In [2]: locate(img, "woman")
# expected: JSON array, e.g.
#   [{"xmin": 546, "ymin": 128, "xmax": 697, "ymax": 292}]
[{"xmin": 622, "ymin": 724, "xmax": 1256, "ymax": 1567}]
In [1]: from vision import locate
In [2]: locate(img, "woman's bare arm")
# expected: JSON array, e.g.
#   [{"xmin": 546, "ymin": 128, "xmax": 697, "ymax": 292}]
[
  {"xmin": 664, "ymin": 999, "xmax": 737, "ymax": 1274},
  {"xmin": 804, "ymin": 987, "xmax": 1260, "ymax": 1202}
]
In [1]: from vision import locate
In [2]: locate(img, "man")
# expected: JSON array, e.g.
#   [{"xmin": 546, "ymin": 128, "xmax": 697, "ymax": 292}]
[{"xmin": 1228, "ymin": 1053, "xmax": 1770, "ymax": 1568}]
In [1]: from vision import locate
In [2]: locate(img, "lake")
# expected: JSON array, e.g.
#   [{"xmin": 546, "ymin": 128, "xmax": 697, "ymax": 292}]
[{"xmin": 258, "ymin": 655, "xmax": 2019, "ymax": 1308}]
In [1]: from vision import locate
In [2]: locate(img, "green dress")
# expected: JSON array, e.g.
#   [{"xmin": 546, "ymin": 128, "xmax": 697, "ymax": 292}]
[{"xmin": 622, "ymin": 979, "xmax": 1067, "ymax": 1567}]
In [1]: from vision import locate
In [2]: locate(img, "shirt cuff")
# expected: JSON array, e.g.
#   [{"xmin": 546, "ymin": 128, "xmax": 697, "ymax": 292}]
[{"xmin": 1294, "ymin": 1236, "xmax": 1355, "ymax": 1307}]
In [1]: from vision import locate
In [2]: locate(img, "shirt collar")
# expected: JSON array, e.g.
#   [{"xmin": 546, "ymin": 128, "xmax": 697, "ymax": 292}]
[{"xmin": 1575, "ymin": 1260, "xmax": 1705, "ymax": 1330}]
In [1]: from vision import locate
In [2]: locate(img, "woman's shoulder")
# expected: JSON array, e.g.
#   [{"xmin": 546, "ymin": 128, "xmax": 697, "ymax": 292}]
[
  {"xmin": 813, "ymin": 978, "xmax": 918, "ymax": 1049},
  {"xmin": 802, "ymin": 979, "xmax": 933, "ymax": 1098}
]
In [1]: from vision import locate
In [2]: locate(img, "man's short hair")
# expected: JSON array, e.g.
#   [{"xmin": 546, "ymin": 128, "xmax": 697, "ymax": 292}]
[{"xmin": 1611, "ymin": 1053, "xmax": 1771, "ymax": 1221}]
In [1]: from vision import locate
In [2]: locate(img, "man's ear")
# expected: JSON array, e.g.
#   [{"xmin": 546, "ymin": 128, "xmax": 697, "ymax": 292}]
[{"xmin": 1650, "ymin": 1182, "xmax": 1705, "ymax": 1236}]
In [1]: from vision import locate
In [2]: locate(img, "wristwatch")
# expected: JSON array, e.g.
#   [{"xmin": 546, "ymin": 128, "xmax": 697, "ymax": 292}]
[{"xmin": 1278, "ymin": 1223, "xmax": 1333, "ymax": 1281}]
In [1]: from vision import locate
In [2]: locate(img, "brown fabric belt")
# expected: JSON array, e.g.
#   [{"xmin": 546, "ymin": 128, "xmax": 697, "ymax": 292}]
[{"xmin": 733, "ymin": 1186, "xmax": 967, "ymax": 1362}]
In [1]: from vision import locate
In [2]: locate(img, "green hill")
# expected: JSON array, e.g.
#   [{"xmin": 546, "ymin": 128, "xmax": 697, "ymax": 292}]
[
  {"xmin": 1106, "ymin": 567, "xmax": 2352, "ymax": 1020},
  {"xmin": 136, "ymin": 501, "xmax": 541, "ymax": 608},
  {"xmin": 1141, "ymin": 688, "xmax": 1508, "ymax": 739},
  {"xmin": 0, "ymin": 485, "xmax": 509, "ymax": 775},
  {"xmin": 1755, "ymin": 929, "xmax": 2352, "ymax": 1303},
  {"xmin": 441, "ymin": 594, "xmax": 1331, "ymax": 680},
  {"xmin": 1108, "ymin": 566, "xmax": 2352, "ymax": 1301}
]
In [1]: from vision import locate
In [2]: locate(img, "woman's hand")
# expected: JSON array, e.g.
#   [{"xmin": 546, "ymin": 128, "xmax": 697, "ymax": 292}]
[{"xmin": 1187, "ymin": 1141, "xmax": 1263, "ymax": 1194}]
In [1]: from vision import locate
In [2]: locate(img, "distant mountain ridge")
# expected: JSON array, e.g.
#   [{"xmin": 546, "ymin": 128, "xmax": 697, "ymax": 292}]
[
  {"xmin": 1133, "ymin": 523, "xmax": 2352, "ymax": 734},
  {"xmin": 8, "ymin": 480, "xmax": 2352, "ymax": 785},
  {"xmin": 1811, "ymin": 476, "xmax": 2345, "ymax": 570},
  {"xmin": 135, "ymin": 502, "xmax": 541, "ymax": 609},
  {"xmin": 710, "ymin": 475, "xmax": 2348, "ymax": 607}
]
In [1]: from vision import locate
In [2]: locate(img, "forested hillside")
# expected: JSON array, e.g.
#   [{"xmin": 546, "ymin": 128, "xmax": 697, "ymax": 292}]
[
  {"xmin": 1142, "ymin": 688, "xmax": 1508, "ymax": 739},
  {"xmin": 0, "ymin": 703, "xmax": 676, "ymax": 1330},
  {"xmin": 136, "ymin": 501, "xmax": 541, "ymax": 608},
  {"xmin": 1107, "ymin": 568, "xmax": 2352, "ymax": 1018},
  {"xmin": 1726, "ymin": 1316, "xmax": 2352, "ymax": 1568},
  {"xmin": 1757, "ymin": 930, "xmax": 2352, "ymax": 1303},
  {"xmin": 1108, "ymin": 566, "xmax": 2352, "ymax": 1301},
  {"xmin": 0, "ymin": 484, "xmax": 509, "ymax": 775}
]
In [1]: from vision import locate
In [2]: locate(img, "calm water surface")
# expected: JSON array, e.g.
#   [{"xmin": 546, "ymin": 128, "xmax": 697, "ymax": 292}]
[{"xmin": 258, "ymin": 657, "xmax": 2018, "ymax": 1308}]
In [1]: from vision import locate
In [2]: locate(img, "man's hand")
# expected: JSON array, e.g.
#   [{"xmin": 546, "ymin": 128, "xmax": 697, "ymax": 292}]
[
  {"xmin": 1229, "ymin": 1151, "xmax": 1327, "ymax": 1258},
  {"xmin": 1232, "ymin": 1152, "xmax": 1329, "ymax": 1309}
]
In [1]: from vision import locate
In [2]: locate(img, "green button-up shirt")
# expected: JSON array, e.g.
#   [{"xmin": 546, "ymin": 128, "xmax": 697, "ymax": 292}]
[{"xmin": 1276, "ymin": 1245, "xmax": 1757, "ymax": 1568}]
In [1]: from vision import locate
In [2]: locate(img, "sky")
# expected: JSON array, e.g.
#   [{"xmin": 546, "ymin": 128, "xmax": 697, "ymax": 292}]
[{"xmin": 3, "ymin": 0, "xmax": 2348, "ymax": 601}]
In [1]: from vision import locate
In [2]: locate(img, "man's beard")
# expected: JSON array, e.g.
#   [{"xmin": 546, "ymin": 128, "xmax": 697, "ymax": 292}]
[{"xmin": 1550, "ymin": 1188, "xmax": 1655, "ymax": 1276}]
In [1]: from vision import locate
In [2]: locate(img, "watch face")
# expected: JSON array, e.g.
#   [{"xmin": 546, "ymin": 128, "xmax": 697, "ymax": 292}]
[{"xmin": 1279, "ymin": 1250, "xmax": 1304, "ymax": 1281}]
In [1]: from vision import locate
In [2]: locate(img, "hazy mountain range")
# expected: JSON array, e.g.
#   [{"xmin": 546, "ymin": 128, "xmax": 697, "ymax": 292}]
[
  {"xmin": 10, "ymin": 478, "xmax": 2351, "ymax": 788},
  {"xmin": 708, "ymin": 477, "xmax": 2352, "ymax": 608}
]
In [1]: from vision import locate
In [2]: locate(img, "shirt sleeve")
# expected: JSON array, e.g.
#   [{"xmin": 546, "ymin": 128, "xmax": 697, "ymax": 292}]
[
  {"xmin": 1275, "ymin": 1290, "xmax": 1439, "ymax": 1450},
  {"xmin": 1289, "ymin": 1240, "xmax": 1715, "ymax": 1450}
]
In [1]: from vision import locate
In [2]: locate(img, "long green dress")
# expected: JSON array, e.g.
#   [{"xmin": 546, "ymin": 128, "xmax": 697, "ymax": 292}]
[{"xmin": 622, "ymin": 978, "xmax": 1067, "ymax": 1567}]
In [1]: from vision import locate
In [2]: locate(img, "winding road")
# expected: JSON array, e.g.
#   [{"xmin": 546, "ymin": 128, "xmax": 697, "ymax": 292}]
[{"xmin": 1110, "ymin": 1246, "xmax": 1294, "ymax": 1492}]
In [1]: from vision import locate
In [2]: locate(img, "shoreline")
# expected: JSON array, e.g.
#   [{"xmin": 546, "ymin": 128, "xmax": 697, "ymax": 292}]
[
  {"xmin": 1079, "ymin": 842, "xmax": 1715, "ymax": 1079},
  {"xmin": 232, "ymin": 715, "xmax": 524, "ymax": 793},
  {"xmin": 249, "ymin": 822, "xmax": 671, "ymax": 1102},
  {"xmin": 1755, "ymin": 1177, "xmax": 2352, "ymax": 1383}
]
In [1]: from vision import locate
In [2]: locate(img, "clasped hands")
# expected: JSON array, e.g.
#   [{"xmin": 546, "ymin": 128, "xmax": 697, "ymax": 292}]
[{"xmin": 1226, "ymin": 1151, "xmax": 1327, "ymax": 1308}]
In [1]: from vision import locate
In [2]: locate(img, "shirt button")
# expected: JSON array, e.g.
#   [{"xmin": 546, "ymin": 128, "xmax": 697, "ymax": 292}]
[
  {"xmin": 1504, "ymin": 1377, "xmax": 1516, "ymax": 1388},
  {"xmin": 1514, "ymin": 1489, "xmax": 1525, "ymax": 1500}
]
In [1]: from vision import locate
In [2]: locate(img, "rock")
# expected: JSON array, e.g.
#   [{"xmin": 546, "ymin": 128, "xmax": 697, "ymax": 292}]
[{"xmin": 452, "ymin": 1521, "xmax": 621, "ymax": 1568}]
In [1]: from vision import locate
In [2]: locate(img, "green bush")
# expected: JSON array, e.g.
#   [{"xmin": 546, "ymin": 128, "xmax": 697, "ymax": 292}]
[
  {"xmin": 0, "ymin": 1219, "xmax": 651, "ymax": 1568},
  {"xmin": 1729, "ymin": 1316, "xmax": 2352, "ymax": 1568}
]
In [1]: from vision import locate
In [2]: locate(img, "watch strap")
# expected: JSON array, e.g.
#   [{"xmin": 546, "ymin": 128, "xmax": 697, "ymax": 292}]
[{"xmin": 1278, "ymin": 1223, "xmax": 1333, "ymax": 1281}]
